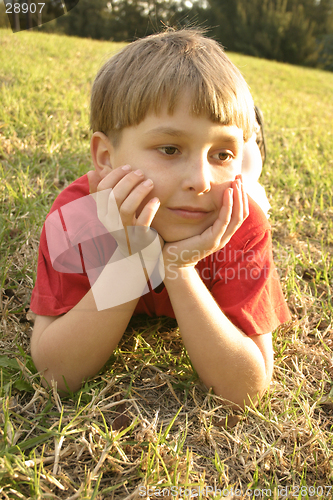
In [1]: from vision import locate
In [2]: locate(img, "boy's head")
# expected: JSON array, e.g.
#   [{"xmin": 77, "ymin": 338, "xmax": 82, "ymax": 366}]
[
  {"xmin": 90, "ymin": 29, "xmax": 255, "ymax": 144},
  {"xmin": 89, "ymin": 29, "xmax": 256, "ymax": 243}
]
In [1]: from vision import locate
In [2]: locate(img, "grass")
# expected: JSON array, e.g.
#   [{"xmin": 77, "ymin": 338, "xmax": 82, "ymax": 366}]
[{"xmin": 0, "ymin": 28, "xmax": 333, "ymax": 499}]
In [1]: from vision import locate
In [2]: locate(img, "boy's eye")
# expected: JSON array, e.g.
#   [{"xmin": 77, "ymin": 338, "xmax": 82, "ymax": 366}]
[
  {"xmin": 213, "ymin": 151, "xmax": 233, "ymax": 162},
  {"xmin": 159, "ymin": 146, "xmax": 179, "ymax": 155}
]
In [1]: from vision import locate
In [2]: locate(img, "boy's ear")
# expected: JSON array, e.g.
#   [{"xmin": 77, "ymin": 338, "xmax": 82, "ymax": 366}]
[{"xmin": 90, "ymin": 132, "xmax": 114, "ymax": 179}]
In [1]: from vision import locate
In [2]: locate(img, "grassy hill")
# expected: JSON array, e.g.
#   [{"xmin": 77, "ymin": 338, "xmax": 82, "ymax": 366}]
[{"xmin": 1, "ymin": 28, "xmax": 333, "ymax": 498}]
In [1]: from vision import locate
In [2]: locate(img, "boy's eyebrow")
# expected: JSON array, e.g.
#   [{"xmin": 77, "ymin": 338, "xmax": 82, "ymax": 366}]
[
  {"xmin": 144, "ymin": 126, "xmax": 187, "ymax": 138},
  {"xmin": 144, "ymin": 126, "xmax": 241, "ymax": 144}
]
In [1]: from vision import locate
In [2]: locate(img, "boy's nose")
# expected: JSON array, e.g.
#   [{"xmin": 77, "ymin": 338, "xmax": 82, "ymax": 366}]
[{"xmin": 182, "ymin": 156, "xmax": 212, "ymax": 193}]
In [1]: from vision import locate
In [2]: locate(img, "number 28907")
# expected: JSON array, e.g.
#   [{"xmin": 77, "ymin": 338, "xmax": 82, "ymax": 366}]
[{"xmin": 6, "ymin": 3, "xmax": 45, "ymax": 14}]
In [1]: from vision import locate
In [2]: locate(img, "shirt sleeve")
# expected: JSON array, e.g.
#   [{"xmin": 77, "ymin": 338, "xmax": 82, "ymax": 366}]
[
  {"xmin": 30, "ymin": 224, "xmax": 91, "ymax": 316},
  {"xmin": 202, "ymin": 228, "xmax": 291, "ymax": 336}
]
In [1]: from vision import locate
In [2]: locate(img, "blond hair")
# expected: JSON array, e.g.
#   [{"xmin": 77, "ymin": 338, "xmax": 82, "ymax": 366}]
[{"xmin": 90, "ymin": 29, "xmax": 255, "ymax": 143}]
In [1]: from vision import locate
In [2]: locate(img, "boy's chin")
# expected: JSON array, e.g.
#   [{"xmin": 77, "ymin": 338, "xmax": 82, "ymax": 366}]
[{"xmin": 159, "ymin": 226, "xmax": 204, "ymax": 243}]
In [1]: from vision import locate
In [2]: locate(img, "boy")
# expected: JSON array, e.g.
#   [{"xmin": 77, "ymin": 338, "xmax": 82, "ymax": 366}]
[{"xmin": 30, "ymin": 29, "xmax": 290, "ymax": 409}]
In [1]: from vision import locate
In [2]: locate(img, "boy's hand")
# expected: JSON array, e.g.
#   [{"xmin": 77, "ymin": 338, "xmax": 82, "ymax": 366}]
[
  {"xmin": 97, "ymin": 165, "xmax": 160, "ymax": 228},
  {"xmin": 163, "ymin": 175, "xmax": 248, "ymax": 271},
  {"xmin": 96, "ymin": 165, "xmax": 163, "ymax": 256}
]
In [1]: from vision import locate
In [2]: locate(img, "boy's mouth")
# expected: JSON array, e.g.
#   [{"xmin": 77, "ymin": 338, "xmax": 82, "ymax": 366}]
[{"xmin": 167, "ymin": 206, "xmax": 211, "ymax": 220}]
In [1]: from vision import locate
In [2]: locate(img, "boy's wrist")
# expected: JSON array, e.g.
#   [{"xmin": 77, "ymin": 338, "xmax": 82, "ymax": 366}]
[
  {"xmin": 163, "ymin": 262, "xmax": 198, "ymax": 284},
  {"xmin": 162, "ymin": 243, "xmax": 202, "ymax": 270}
]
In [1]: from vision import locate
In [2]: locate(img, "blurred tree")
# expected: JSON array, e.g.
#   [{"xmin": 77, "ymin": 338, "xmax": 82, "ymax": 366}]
[
  {"xmin": 317, "ymin": 33, "xmax": 333, "ymax": 69},
  {"xmin": 0, "ymin": 1, "xmax": 10, "ymax": 28},
  {"xmin": 48, "ymin": 0, "xmax": 208, "ymax": 40},
  {"xmin": 56, "ymin": 0, "xmax": 111, "ymax": 39},
  {"xmin": 106, "ymin": 0, "xmax": 208, "ymax": 41},
  {"xmin": 205, "ymin": 0, "xmax": 328, "ymax": 67},
  {"xmin": 5, "ymin": 0, "xmax": 328, "ymax": 69},
  {"xmin": 287, "ymin": 0, "xmax": 333, "ymax": 35},
  {"xmin": 281, "ymin": 2, "xmax": 318, "ymax": 65},
  {"xmin": 107, "ymin": 0, "xmax": 150, "ymax": 40}
]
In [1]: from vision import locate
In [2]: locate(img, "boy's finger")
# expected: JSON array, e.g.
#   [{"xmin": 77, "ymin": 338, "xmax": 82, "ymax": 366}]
[
  {"xmin": 219, "ymin": 187, "xmax": 233, "ymax": 228},
  {"xmin": 234, "ymin": 177, "xmax": 244, "ymax": 216},
  {"xmin": 96, "ymin": 187, "xmax": 123, "ymax": 233},
  {"xmin": 118, "ymin": 178, "xmax": 155, "ymax": 224},
  {"xmin": 214, "ymin": 181, "xmax": 243, "ymax": 249},
  {"xmin": 111, "ymin": 169, "xmax": 148, "ymax": 209},
  {"xmin": 241, "ymin": 180, "xmax": 249, "ymax": 219},
  {"xmin": 97, "ymin": 165, "xmax": 132, "ymax": 192},
  {"xmin": 227, "ymin": 178, "xmax": 244, "ymax": 233},
  {"xmin": 236, "ymin": 174, "xmax": 249, "ymax": 220},
  {"xmin": 136, "ymin": 197, "xmax": 161, "ymax": 227},
  {"xmin": 207, "ymin": 187, "xmax": 233, "ymax": 247}
]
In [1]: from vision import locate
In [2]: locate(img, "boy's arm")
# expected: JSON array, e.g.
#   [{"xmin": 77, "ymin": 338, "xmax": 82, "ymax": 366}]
[
  {"xmin": 31, "ymin": 166, "xmax": 162, "ymax": 393},
  {"xmin": 31, "ymin": 291, "xmax": 140, "ymax": 393},
  {"xmin": 163, "ymin": 265, "xmax": 273, "ymax": 409},
  {"xmin": 162, "ymin": 177, "xmax": 273, "ymax": 408}
]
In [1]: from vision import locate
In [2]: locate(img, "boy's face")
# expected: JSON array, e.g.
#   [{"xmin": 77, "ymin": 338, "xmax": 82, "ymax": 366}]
[{"xmin": 108, "ymin": 96, "xmax": 244, "ymax": 242}]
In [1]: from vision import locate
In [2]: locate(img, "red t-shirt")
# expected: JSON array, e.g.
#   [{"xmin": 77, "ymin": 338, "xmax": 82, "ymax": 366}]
[{"xmin": 30, "ymin": 174, "xmax": 291, "ymax": 336}]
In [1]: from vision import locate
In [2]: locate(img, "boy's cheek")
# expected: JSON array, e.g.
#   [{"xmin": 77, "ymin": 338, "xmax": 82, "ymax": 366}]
[
  {"xmin": 211, "ymin": 181, "xmax": 232, "ymax": 207},
  {"xmin": 229, "ymin": 157, "xmax": 243, "ymax": 179}
]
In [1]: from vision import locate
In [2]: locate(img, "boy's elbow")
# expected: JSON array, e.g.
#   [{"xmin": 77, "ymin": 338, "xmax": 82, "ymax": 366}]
[
  {"xmin": 242, "ymin": 359, "xmax": 273, "ymax": 408},
  {"xmin": 232, "ymin": 331, "xmax": 274, "ymax": 409},
  {"xmin": 33, "ymin": 360, "xmax": 84, "ymax": 394},
  {"xmin": 32, "ymin": 345, "xmax": 84, "ymax": 393},
  {"xmin": 245, "ymin": 377, "xmax": 272, "ymax": 409},
  {"xmin": 243, "ymin": 370, "xmax": 273, "ymax": 410},
  {"xmin": 213, "ymin": 362, "xmax": 273, "ymax": 411},
  {"xmin": 31, "ymin": 340, "xmax": 83, "ymax": 395},
  {"xmin": 221, "ymin": 383, "xmax": 271, "ymax": 412}
]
